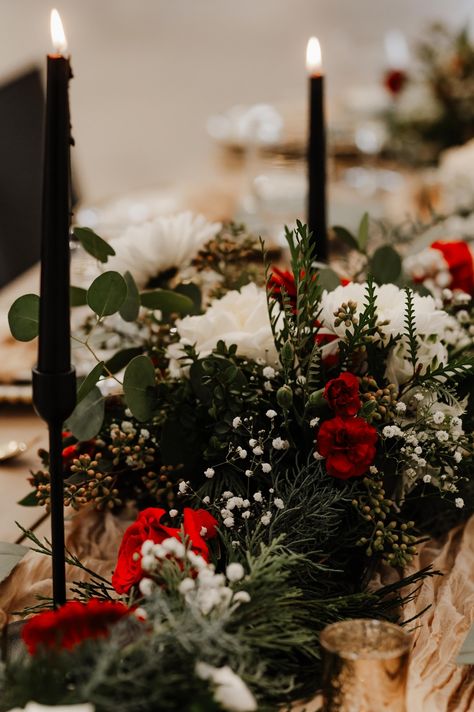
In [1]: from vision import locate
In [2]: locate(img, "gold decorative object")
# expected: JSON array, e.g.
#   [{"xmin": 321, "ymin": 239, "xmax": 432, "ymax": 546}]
[{"xmin": 320, "ymin": 618, "xmax": 411, "ymax": 711}]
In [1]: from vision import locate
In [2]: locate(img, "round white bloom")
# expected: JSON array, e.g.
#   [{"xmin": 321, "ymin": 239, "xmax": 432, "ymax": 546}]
[
  {"xmin": 140, "ymin": 429, "xmax": 150, "ymax": 439},
  {"xmin": 226, "ymin": 562, "xmax": 245, "ymax": 582},
  {"xmin": 223, "ymin": 516, "xmax": 235, "ymax": 528},
  {"xmin": 261, "ymin": 462, "xmax": 272, "ymax": 473},
  {"xmin": 172, "ymin": 283, "xmax": 280, "ymax": 367},
  {"xmin": 395, "ymin": 402, "xmax": 407, "ymax": 414},
  {"xmin": 141, "ymin": 554, "xmax": 156, "ymax": 572},
  {"xmin": 139, "ymin": 577, "xmax": 155, "ymax": 597},
  {"xmin": 202, "ymin": 496, "xmax": 210, "ymax": 504},
  {"xmin": 266, "ymin": 409, "xmax": 277, "ymax": 419},
  {"xmin": 386, "ymin": 336, "xmax": 449, "ymax": 388},
  {"xmin": 169, "ymin": 509, "xmax": 178, "ymax": 518},
  {"xmin": 455, "ymin": 497, "xmax": 465, "ymax": 508},
  {"xmin": 436, "ymin": 430, "xmax": 449, "ymax": 442},
  {"xmin": 162, "ymin": 538, "xmax": 186, "ymax": 558},
  {"xmin": 313, "ymin": 451, "xmax": 324, "ymax": 460},
  {"xmin": 423, "ymin": 474, "xmax": 432, "ymax": 483},
  {"xmin": 108, "ymin": 212, "xmax": 221, "ymax": 287},
  {"xmin": 262, "ymin": 366, "xmax": 276, "ymax": 379},
  {"xmin": 232, "ymin": 417, "xmax": 242, "ymax": 429},
  {"xmin": 253, "ymin": 491, "xmax": 263, "ymax": 503},
  {"xmin": 237, "ymin": 448, "xmax": 248, "ymax": 459},
  {"xmin": 141, "ymin": 539, "xmax": 155, "ymax": 556},
  {"xmin": 178, "ymin": 481, "xmax": 188, "ymax": 494},
  {"xmin": 261, "ymin": 512, "xmax": 272, "ymax": 526},
  {"xmin": 200, "ymin": 527, "xmax": 208, "ymax": 537},
  {"xmin": 195, "ymin": 663, "xmax": 257, "ymax": 712},
  {"xmin": 248, "ymin": 438, "xmax": 257, "ymax": 447},
  {"xmin": 274, "ymin": 498, "xmax": 284, "ymax": 509},
  {"xmin": 204, "ymin": 467, "xmax": 215, "ymax": 479},
  {"xmin": 233, "ymin": 590, "xmax": 251, "ymax": 604},
  {"xmin": 242, "ymin": 511, "xmax": 251, "ymax": 519},
  {"xmin": 454, "ymin": 450, "xmax": 463, "ymax": 463},
  {"xmin": 245, "ymin": 470, "xmax": 253, "ymax": 478},
  {"xmin": 310, "ymin": 417, "xmax": 320, "ymax": 427},
  {"xmin": 179, "ymin": 577, "xmax": 196, "ymax": 595},
  {"xmin": 433, "ymin": 411, "xmax": 445, "ymax": 424},
  {"xmin": 272, "ymin": 437, "xmax": 289, "ymax": 450},
  {"xmin": 252, "ymin": 445, "xmax": 263, "ymax": 456}
]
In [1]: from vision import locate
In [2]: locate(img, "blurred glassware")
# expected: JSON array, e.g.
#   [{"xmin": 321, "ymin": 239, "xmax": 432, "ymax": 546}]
[{"xmin": 320, "ymin": 618, "xmax": 411, "ymax": 712}]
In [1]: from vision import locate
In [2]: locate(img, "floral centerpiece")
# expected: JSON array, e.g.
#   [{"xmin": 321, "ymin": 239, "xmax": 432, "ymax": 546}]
[{"xmin": 3, "ymin": 213, "xmax": 473, "ymax": 711}]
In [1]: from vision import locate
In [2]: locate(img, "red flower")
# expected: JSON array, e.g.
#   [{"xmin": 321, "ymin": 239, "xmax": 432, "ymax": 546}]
[
  {"xmin": 22, "ymin": 599, "xmax": 129, "ymax": 654},
  {"xmin": 324, "ymin": 372, "xmax": 361, "ymax": 418},
  {"xmin": 112, "ymin": 507, "xmax": 218, "ymax": 594},
  {"xmin": 268, "ymin": 267, "xmax": 297, "ymax": 310},
  {"xmin": 431, "ymin": 240, "xmax": 474, "ymax": 295},
  {"xmin": 383, "ymin": 69, "xmax": 407, "ymax": 95},
  {"xmin": 317, "ymin": 416, "xmax": 377, "ymax": 480}
]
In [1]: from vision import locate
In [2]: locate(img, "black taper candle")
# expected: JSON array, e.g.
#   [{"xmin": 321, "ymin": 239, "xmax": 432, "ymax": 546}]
[
  {"xmin": 307, "ymin": 37, "xmax": 328, "ymax": 262},
  {"xmin": 32, "ymin": 11, "xmax": 76, "ymax": 608}
]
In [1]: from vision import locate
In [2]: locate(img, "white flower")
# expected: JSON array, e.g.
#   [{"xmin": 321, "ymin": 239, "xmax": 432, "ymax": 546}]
[
  {"xmin": 179, "ymin": 577, "xmax": 196, "ymax": 595},
  {"xmin": 232, "ymin": 417, "xmax": 242, "ymax": 429},
  {"xmin": 454, "ymin": 450, "xmax": 462, "ymax": 463},
  {"xmin": 169, "ymin": 509, "xmax": 178, "ymax": 518},
  {"xmin": 455, "ymin": 498, "xmax": 465, "ymax": 508},
  {"xmin": 241, "ymin": 511, "xmax": 251, "ymax": 519},
  {"xmin": 266, "ymin": 409, "xmax": 277, "ymax": 419},
  {"xmin": 172, "ymin": 283, "xmax": 281, "ymax": 367},
  {"xmin": 436, "ymin": 431, "xmax": 449, "ymax": 442},
  {"xmin": 248, "ymin": 438, "xmax": 257, "ymax": 447},
  {"xmin": 310, "ymin": 417, "xmax": 320, "ymax": 427},
  {"xmin": 272, "ymin": 437, "xmax": 289, "ymax": 450},
  {"xmin": 108, "ymin": 212, "xmax": 221, "ymax": 287},
  {"xmin": 237, "ymin": 447, "xmax": 248, "ymax": 459},
  {"xmin": 386, "ymin": 336, "xmax": 449, "ymax": 388},
  {"xmin": 204, "ymin": 468, "xmax": 215, "ymax": 479},
  {"xmin": 223, "ymin": 516, "xmax": 235, "ymax": 528},
  {"xmin": 195, "ymin": 663, "xmax": 257, "ymax": 712},
  {"xmin": 274, "ymin": 498, "xmax": 284, "ymax": 509},
  {"xmin": 313, "ymin": 451, "xmax": 324, "ymax": 460},
  {"xmin": 262, "ymin": 366, "xmax": 276, "ymax": 379},
  {"xmin": 138, "ymin": 577, "xmax": 155, "ymax": 597},
  {"xmin": 252, "ymin": 445, "xmax": 263, "ymax": 456},
  {"xmin": 178, "ymin": 481, "xmax": 188, "ymax": 494},
  {"xmin": 202, "ymin": 496, "xmax": 210, "ymax": 504},
  {"xmin": 226, "ymin": 563, "xmax": 245, "ymax": 582},
  {"xmin": 423, "ymin": 474, "xmax": 432, "ymax": 483},
  {"xmin": 261, "ymin": 512, "xmax": 272, "ymax": 526},
  {"xmin": 200, "ymin": 527, "xmax": 208, "ymax": 537},
  {"xmin": 382, "ymin": 425, "xmax": 403, "ymax": 438},
  {"xmin": 233, "ymin": 590, "xmax": 251, "ymax": 604},
  {"xmin": 245, "ymin": 470, "xmax": 253, "ymax": 478},
  {"xmin": 433, "ymin": 411, "xmax": 445, "ymax": 424},
  {"xmin": 162, "ymin": 538, "xmax": 186, "ymax": 558},
  {"xmin": 395, "ymin": 402, "xmax": 407, "ymax": 414},
  {"xmin": 261, "ymin": 462, "xmax": 272, "ymax": 473},
  {"xmin": 253, "ymin": 492, "xmax": 263, "ymax": 503},
  {"xmin": 140, "ymin": 429, "xmax": 150, "ymax": 439}
]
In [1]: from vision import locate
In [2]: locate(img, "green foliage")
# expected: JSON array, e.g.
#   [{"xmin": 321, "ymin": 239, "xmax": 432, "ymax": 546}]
[
  {"xmin": 332, "ymin": 225, "xmax": 359, "ymax": 251},
  {"xmin": 70, "ymin": 286, "xmax": 88, "ymax": 307},
  {"xmin": 76, "ymin": 361, "xmax": 105, "ymax": 404},
  {"xmin": 73, "ymin": 227, "xmax": 116, "ymax": 263},
  {"xmin": 66, "ymin": 386, "xmax": 105, "ymax": 440},
  {"xmin": 104, "ymin": 347, "xmax": 144, "ymax": 374},
  {"xmin": 123, "ymin": 355, "xmax": 156, "ymax": 421},
  {"xmin": 8, "ymin": 294, "xmax": 39, "ymax": 341},
  {"xmin": 87, "ymin": 271, "xmax": 128, "ymax": 318},
  {"xmin": 369, "ymin": 245, "xmax": 402, "ymax": 284},
  {"xmin": 119, "ymin": 271, "xmax": 140, "ymax": 322},
  {"xmin": 357, "ymin": 212, "xmax": 369, "ymax": 252},
  {"xmin": 403, "ymin": 288, "xmax": 419, "ymax": 373},
  {"xmin": 140, "ymin": 289, "xmax": 194, "ymax": 315}
]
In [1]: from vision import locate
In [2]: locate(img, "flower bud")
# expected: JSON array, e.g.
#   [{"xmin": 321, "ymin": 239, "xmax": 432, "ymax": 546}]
[{"xmin": 276, "ymin": 385, "xmax": 293, "ymax": 409}]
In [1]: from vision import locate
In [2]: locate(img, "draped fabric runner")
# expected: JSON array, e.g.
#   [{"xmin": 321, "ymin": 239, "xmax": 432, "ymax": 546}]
[{"xmin": 1, "ymin": 509, "xmax": 473, "ymax": 712}]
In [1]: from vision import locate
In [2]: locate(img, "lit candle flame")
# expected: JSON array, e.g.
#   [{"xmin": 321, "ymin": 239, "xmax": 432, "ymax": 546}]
[
  {"xmin": 50, "ymin": 9, "xmax": 68, "ymax": 54},
  {"xmin": 306, "ymin": 37, "xmax": 322, "ymax": 76}
]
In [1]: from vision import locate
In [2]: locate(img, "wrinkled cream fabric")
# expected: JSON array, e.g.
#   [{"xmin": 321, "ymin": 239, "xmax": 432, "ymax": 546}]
[{"xmin": 0, "ymin": 509, "xmax": 472, "ymax": 712}]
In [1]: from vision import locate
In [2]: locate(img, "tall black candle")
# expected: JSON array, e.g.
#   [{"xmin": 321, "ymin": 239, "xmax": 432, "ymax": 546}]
[
  {"xmin": 32, "ymin": 9, "xmax": 76, "ymax": 608},
  {"xmin": 306, "ymin": 37, "xmax": 328, "ymax": 262}
]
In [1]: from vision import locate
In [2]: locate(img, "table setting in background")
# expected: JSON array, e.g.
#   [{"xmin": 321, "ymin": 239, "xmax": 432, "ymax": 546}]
[{"xmin": 0, "ymin": 6, "xmax": 473, "ymax": 712}]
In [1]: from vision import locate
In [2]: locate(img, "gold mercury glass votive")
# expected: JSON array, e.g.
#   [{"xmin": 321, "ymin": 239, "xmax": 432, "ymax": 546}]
[{"xmin": 320, "ymin": 619, "xmax": 411, "ymax": 712}]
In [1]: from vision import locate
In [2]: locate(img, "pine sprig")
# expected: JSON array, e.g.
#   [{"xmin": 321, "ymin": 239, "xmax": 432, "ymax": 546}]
[{"xmin": 404, "ymin": 288, "xmax": 419, "ymax": 372}]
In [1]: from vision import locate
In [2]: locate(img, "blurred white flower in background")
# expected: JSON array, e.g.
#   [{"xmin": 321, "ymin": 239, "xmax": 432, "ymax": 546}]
[
  {"xmin": 7, "ymin": 704, "xmax": 94, "ymax": 712},
  {"xmin": 196, "ymin": 662, "xmax": 257, "ymax": 712},
  {"xmin": 107, "ymin": 212, "xmax": 221, "ymax": 287},
  {"xmin": 438, "ymin": 139, "xmax": 474, "ymax": 211}
]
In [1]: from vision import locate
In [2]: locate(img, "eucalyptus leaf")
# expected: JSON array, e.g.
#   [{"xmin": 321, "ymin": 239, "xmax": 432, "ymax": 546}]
[
  {"xmin": 357, "ymin": 212, "xmax": 369, "ymax": 252},
  {"xmin": 17, "ymin": 491, "xmax": 38, "ymax": 507},
  {"xmin": 70, "ymin": 285, "xmax": 88, "ymax": 307},
  {"xmin": 369, "ymin": 245, "xmax": 402, "ymax": 285},
  {"xmin": 119, "ymin": 271, "xmax": 140, "ymax": 322},
  {"xmin": 87, "ymin": 271, "xmax": 127, "ymax": 318},
  {"xmin": 73, "ymin": 227, "xmax": 116, "ymax": 263},
  {"xmin": 105, "ymin": 347, "xmax": 144, "ymax": 374},
  {"xmin": 66, "ymin": 386, "xmax": 105, "ymax": 440},
  {"xmin": 76, "ymin": 361, "xmax": 105, "ymax": 404},
  {"xmin": 0, "ymin": 541, "xmax": 28, "ymax": 583},
  {"xmin": 140, "ymin": 289, "xmax": 194, "ymax": 315},
  {"xmin": 317, "ymin": 268, "xmax": 340, "ymax": 292},
  {"xmin": 173, "ymin": 282, "xmax": 202, "ymax": 314},
  {"xmin": 123, "ymin": 355, "xmax": 156, "ymax": 421},
  {"xmin": 332, "ymin": 225, "xmax": 359, "ymax": 252},
  {"xmin": 8, "ymin": 294, "xmax": 40, "ymax": 341}
]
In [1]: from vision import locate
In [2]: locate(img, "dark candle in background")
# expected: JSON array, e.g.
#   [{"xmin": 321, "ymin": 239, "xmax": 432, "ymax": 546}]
[
  {"xmin": 306, "ymin": 36, "xmax": 328, "ymax": 263},
  {"xmin": 38, "ymin": 9, "xmax": 72, "ymax": 373},
  {"xmin": 33, "ymin": 9, "xmax": 76, "ymax": 608}
]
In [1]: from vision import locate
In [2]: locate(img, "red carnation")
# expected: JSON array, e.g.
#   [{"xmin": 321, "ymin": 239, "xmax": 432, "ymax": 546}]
[
  {"xmin": 22, "ymin": 599, "xmax": 129, "ymax": 655},
  {"xmin": 317, "ymin": 416, "xmax": 377, "ymax": 480},
  {"xmin": 268, "ymin": 267, "xmax": 297, "ymax": 311},
  {"xmin": 112, "ymin": 507, "xmax": 218, "ymax": 594},
  {"xmin": 431, "ymin": 240, "xmax": 474, "ymax": 295},
  {"xmin": 324, "ymin": 372, "xmax": 361, "ymax": 418},
  {"xmin": 383, "ymin": 69, "xmax": 407, "ymax": 96}
]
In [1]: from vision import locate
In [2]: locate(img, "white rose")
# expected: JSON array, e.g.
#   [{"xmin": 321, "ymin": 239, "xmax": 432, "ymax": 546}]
[
  {"xmin": 171, "ymin": 283, "xmax": 281, "ymax": 368},
  {"xmin": 385, "ymin": 335, "xmax": 449, "ymax": 387},
  {"xmin": 107, "ymin": 211, "xmax": 221, "ymax": 287}
]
